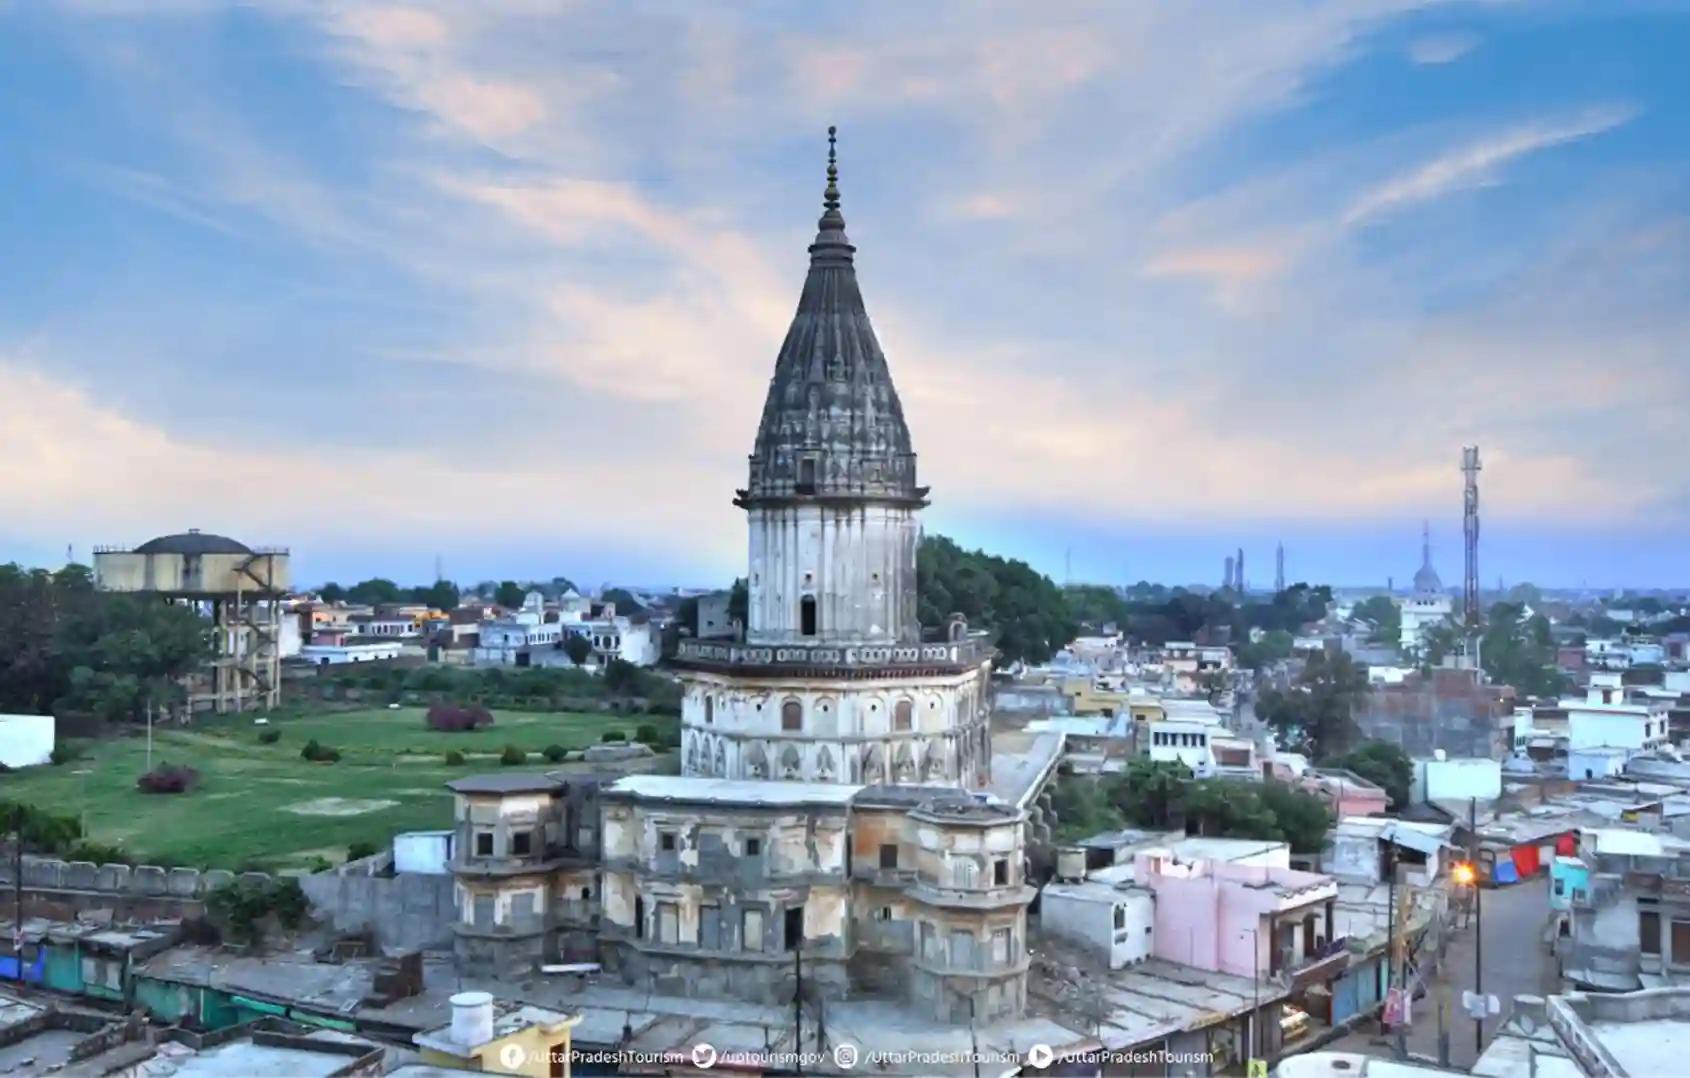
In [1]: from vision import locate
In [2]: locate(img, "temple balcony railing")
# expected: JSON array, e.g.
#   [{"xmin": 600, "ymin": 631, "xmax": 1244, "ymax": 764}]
[{"xmin": 675, "ymin": 636, "xmax": 994, "ymax": 674}]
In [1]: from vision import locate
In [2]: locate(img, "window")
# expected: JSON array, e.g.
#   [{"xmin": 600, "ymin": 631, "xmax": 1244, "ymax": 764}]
[
  {"xmin": 782, "ymin": 699, "xmax": 803, "ymax": 731},
  {"xmin": 1673, "ymin": 920, "xmax": 1690, "ymax": 965},
  {"xmin": 992, "ymin": 928, "xmax": 1012, "ymax": 965},
  {"xmin": 800, "ymin": 595, "xmax": 817, "ymax": 637},
  {"xmin": 511, "ymin": 830, "xmax": 532, "ymax": 856},
  {"xmin": 993, "ymin": 859, "xmax": 1009, "ymax": 886},
  {"xmin": 475, "ymin": 831, "xmax": 494, "ymax": 857},
  {"xmin": 744, "ymin": 909, "xmax": 765, "ymax": 952},
  {"xmin": 875, "ymin": 906, "xmax": 894, "ymax": 921},
  {"xmin": 894, "ymin": 699, "xmax": 913, "ymax": 731},
  {"xmin": 635, "ymin": 895, "xmax": 645, "ymax": 939},
  {"xmin": 705, "ymin": 695, "xmax": 714, "ymax": 724},
  {"xmin": 745, "ymin": 836, "xmax": 762, "ymax": 856},
  {"xmin": 785, "ymin": 906, "xmax": 805, "ymax": 951},
  {"xmin": 880, "ymin": 844, "xmax": 899, "ymax": 870},
  {"xmin": 659, "ymin": 831, "xmax": 677, "ymax": 852},
  {"xmin": 1113, "ymin": 905, "xmax": 1126, "ymax": 931},
  {"xmin": 798, "ymin": 457, "xmax": 817, "ymax": 490}
]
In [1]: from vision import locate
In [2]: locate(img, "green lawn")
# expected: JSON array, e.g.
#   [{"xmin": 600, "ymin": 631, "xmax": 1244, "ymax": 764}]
[{"xmin": 1, "ymin": 707, "xmax": 673, "ymax": 871}]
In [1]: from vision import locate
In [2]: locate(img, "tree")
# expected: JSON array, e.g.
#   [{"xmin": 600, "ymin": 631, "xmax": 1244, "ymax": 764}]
[
  {"xmin": 0, "ymin": 563, "xmax": 213, "ymax": 722},
  {"xmin": 1353, "ymin": 595, "xmax": 1401, "ymax": 646},
  {"xmin": 1107, "ymin": 759, "xmax": 1189, "ymax": 829},
  {"xmin": 727, "ymin": 578, "xmax": 748, "ymax": 627},
  {"xmin": 1419, "ymin": 621, "xmax": 1460, "ymax": 667},
  {"xmin": 1256, "ymin": 781, "xmax": 1334, "ymax": 853},
  {"xmin": 410, "ymin": 579, "xmax": 461, "ymax": 611},
  {"xmin": 917, "ymin": 535, "xmax": 1075, "ymax": 665},
  {"xmin": 1481, "ymin": 600, "xmax": 1567, "ymax": 698},
  {"xmin": 1259, "ymin": 649, "xmax": 1369, "ymax": 759},
  {"xmin": 1236, "ymin": 629, "xmax": 1294, "ymax": 670},
  {"xmin": 318, "ymin": 582, "xmax": 346, "ymax": 603},
  {"xmin": 346, "ymin": 578, "xmax": 402, "ymax": 606},
  {"xmin": 602, "ymin": 588, "xmax": 647, "ymax": 615},
  {"xmin": 494, "ymin": 580, "xmax": 527, "ymax": 610},
  {"xmin": 603, "ymin": 658, "xmax": 642, "ymax": 694},
  {"xmin": 563, "ymin": 634, "xmax": 594, "ymax": 666},
  {"xmin": 1331, "ymin": 741, "xmax": 1413, "ymax": 809}
]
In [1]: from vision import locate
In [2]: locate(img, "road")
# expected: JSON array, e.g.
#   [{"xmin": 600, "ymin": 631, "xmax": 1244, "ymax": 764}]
[{"xmin": 1325, "ymin": 874, "xmax": 1561, "ymax": 1070}]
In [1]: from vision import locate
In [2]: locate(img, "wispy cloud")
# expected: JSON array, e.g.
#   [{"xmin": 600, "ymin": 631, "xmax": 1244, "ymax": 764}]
[
  {"xmin": 1344, "ymin": 106, "xmax": 1636, "ymax": 226},
  {"xmin": 1408, "ymin": 32, "xmax": 1477, "ymax": 65}
]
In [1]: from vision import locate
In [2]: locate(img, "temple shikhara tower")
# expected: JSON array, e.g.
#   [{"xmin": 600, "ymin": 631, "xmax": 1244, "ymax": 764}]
[
  {"xmin": 450, "ymin": 132, "xmax": 1032, "ymax": 1024},
  {"xmin": 674, "ymin": 128, "xmax": 994, "ymax": 790}
]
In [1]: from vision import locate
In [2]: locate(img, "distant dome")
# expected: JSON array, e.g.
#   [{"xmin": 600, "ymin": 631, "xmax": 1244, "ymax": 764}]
[
  {"xmin": 1413, "ymin": 562, "xmax": 1443, "ymax": 595},
  {"xmin": 134, "ymin": 530, "xmax": 252, "ymax": 556},
  {"xmin": 1412, "ymin": 522, "xmax": 1442, "ymax": 594}
]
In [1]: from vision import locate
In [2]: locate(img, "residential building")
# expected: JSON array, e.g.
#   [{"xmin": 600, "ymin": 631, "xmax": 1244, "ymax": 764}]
[
  {"xmin": 1565, "ymin": 684, "xmax": 1672, "ymax": 763},
  {"xmin": 1556, "ymin": 828, "xmax": 1690, "ymax": 991},
  {"xmin": 1410, "ymin": 753, "xmax": 1502, "ymax": 806},
  {"xmin": 414, "ymin": 992, "xmax": 579, "ymax": 1078}
]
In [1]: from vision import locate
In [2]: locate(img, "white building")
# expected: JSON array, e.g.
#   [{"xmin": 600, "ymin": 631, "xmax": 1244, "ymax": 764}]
[
  {"xmin": 1411, "ymin": 753, "xmax": 1502, "ymax": 805},
  {"xmin": 0, "ymin": 714, "xmax": 54, "ymax": 768},
  {"xmin": 298, "ymin": 641, "xmax": 404, "ymax": 665},
  {"xmin": 1398, "ymin": 524, "xmax": 1453, "ymax": 656},
  {"xmin": 1146, "ymin": 718, "xmax": 1228, "ymax": 777},
  {"xmin": 1587, "ymin": 636, "xmax": 1667, "ymax": 671},
  {"xmin": 1565, "ymin": 684, "xmax": 1671, "ymax": 761}
]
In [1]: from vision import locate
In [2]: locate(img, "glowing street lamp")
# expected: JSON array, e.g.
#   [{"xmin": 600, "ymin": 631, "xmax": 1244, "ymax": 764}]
[{"xmin": 1451, "ymin": 861, "xmax": 1476, "ymax": 887}]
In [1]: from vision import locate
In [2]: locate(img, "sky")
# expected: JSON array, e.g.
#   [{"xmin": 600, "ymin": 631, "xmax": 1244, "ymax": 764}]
[{"xmin": 2, "ymin": 1, "xmax": 1688, "ymax": 591}]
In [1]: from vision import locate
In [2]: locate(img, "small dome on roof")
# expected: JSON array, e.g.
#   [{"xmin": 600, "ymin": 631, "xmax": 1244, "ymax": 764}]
[{"xmin": 134, "ymin": 530, "xmax": 252, "ymax": 556}]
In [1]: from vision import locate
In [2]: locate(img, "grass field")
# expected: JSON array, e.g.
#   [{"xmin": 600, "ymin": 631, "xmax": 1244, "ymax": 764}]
[{"xmin": 0, "ymin": 707, "xmax": 673, "ymax": 871}]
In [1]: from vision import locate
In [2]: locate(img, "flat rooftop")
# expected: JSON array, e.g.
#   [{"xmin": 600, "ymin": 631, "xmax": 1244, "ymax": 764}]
[{"xmin": 169, "ymin": 1039, "xmax": 357, "ymax": 1077}]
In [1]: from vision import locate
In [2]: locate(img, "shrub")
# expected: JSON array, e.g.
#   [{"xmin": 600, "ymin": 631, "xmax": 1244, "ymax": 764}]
[
  {"xmin": 136, "ymin": 763, "xmax": 200, "ymax": 795},
  {"xmin": 50, "ymin": 744, "xmax": 85, "ymax": 766},
  {"xmin": 499, "ymin": 745, "xmax": 527, "ymax": 766},
  {"xmin": 301, "ymin": 740, "xmax": 341, "ymax": 763},
  {"xmin": 426, "ymin": 702, "xmax": 495, "ymax": 732},
  {"xmin": 346, "ymin": 841, "xmax": 378, "ymax": 862},
  {"xmin": 444, "ymin": 750, "xmax": 466, "ymax": 766},
  {"xmin": 258, "ymin": 729, "xmax": 281, "ymax": 744},
  {"xmin": 543, "ymin": 744, "xmax": 568, "ymax": 763},
  {"xmin": 601, "ymin": 730, "xmax": 626, "ymax": 743},
  {"xmin": 66, "ymin": 841, "xmax": 130, "ymax": 865},
  {"xmin": 634, "ymin": 723, "xmax": 662, "ymax": 745}
]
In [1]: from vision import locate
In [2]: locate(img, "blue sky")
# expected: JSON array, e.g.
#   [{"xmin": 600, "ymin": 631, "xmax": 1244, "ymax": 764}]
[{"xmin": 2, "ymin": 1, "xmax": 1687, "ymax": 591}]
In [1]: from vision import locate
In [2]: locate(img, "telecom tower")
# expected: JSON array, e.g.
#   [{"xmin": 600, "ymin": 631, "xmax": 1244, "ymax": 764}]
[
  {"xmin": 1223, "ymin": 555, "xmax": 1235, "ymax": 591},
  {"xmin": 1275, "ymin": 543, "xmax": 1285, "ymax": 592},
  {"xmin": 1236, "ymin": 547, "xmax": 1245, "ymax": 593},
  {"xmin": 1462, "ymin": 447, "xmax": 1482, "ymax": 631}
]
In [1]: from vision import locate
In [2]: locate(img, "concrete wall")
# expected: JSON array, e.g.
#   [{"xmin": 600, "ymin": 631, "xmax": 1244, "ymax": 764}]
[
  {"xmin": 299, "ymin": 855, "xmax": 454, "ymax": 952},
  {"xmin": 0, "ymin": 714, "xmax": 55, "ymax": 768}
]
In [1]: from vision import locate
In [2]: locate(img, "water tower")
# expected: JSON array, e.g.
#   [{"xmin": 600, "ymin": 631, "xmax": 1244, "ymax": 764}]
[{"xmin": 94, "ymin": 529, "xmax": 290, "ymax": 713}]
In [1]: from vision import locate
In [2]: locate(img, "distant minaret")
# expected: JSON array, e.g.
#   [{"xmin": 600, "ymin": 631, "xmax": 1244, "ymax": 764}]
[
  {"xmin": 1236, "ymin": 547, "xmax": 1246, "ymax": 593},
  {"xmin": 1223, "ymin": 555, "xmax": 1235, "ymax": 591},
  {"xmin": 1275, "ymin": 543, "xmax": 1285, "ymax": 593}
]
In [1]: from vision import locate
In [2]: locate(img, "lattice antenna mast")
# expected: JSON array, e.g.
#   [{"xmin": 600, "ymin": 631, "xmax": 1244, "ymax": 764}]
[
  {"xmin": 1462, "ymin": 446, "xmax": 1482, "ymax": 631},
  {"xmin": 1275, "ymin": 543, "xmax": 1285, "ymax": 593}
]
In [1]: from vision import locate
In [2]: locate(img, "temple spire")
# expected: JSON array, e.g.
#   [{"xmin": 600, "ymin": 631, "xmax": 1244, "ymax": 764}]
[
  {"xmin": 1422, "ymin": 520, "xmax": 1432, "ymax": 569},
  {"xmin": 817, "ymin": 125, "xmax": 846, "ymax": 236}
]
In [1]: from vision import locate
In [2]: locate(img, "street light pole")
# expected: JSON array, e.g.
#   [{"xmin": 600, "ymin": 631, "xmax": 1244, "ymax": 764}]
[{"xmin": 1469, "ymin": 796, "xmax": 1484, "ymax": 1059}]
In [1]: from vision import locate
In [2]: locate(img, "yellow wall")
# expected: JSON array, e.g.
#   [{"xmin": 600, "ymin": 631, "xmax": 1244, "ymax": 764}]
[{"xmin": 420, "ymin": 1017, "xmax": 579, "ymax": 1078}]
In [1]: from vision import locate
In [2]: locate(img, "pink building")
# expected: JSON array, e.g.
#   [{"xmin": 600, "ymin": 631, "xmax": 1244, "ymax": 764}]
[
  {"xmin": 1134, "ymin": 851, "xmax": 1340, "ymax": 980},
  {"xmin": 1297, "ymin": 768, "xmax": 1390, "ymax": 818}
]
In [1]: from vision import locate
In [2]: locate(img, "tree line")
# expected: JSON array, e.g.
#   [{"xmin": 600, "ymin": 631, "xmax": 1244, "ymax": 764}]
[{"xmin": 0, "ymin": 563, "xmax": 211, "ymax": 722}]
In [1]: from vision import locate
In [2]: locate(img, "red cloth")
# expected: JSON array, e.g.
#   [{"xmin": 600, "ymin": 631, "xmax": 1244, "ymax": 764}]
[
  {"xmin": 1556, "ymin": 833, "xmax": 1577, "ymax": 857},
  {"xmin": 1512, "ymin": 843, "xmax": 1541, "ymax": 876}
]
